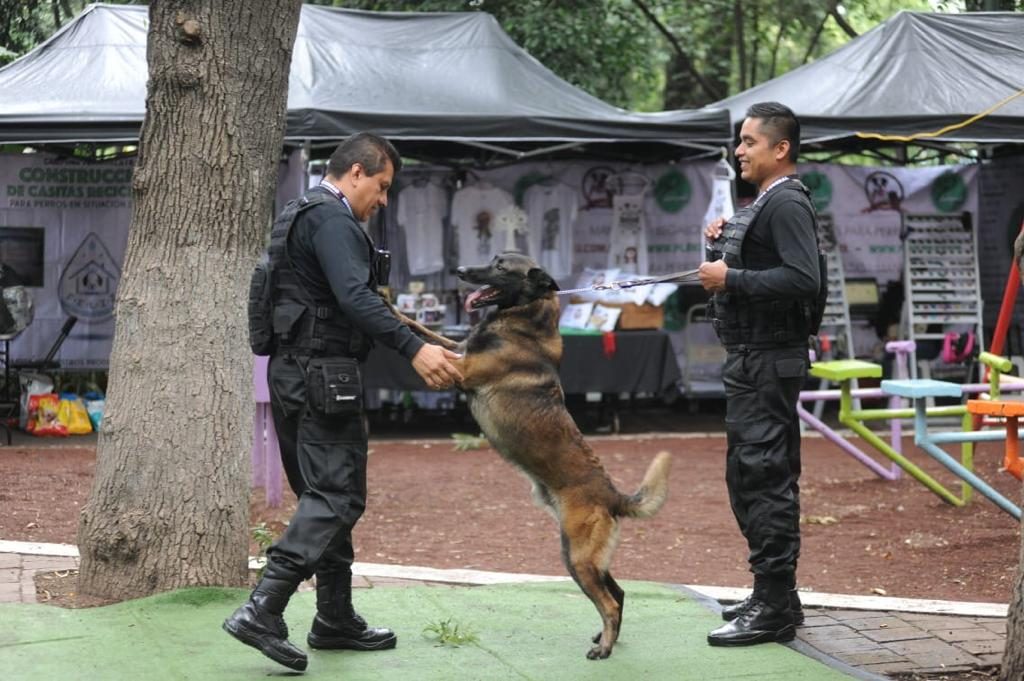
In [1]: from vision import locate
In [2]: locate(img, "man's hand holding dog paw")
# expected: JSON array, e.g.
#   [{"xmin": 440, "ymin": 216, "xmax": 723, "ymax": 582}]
[{"xmin": 412, "ymin": 344, "xmax": 463, "ymax": 390}]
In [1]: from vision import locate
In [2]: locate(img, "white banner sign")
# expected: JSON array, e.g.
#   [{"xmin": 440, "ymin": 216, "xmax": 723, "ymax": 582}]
[
  {"xmin": 0, "ymin": 153, "xmax": 133, "ymax": 368},
  {"xmin": 797, "ymin": 162, "xmax": 979, "ymax": 286}
]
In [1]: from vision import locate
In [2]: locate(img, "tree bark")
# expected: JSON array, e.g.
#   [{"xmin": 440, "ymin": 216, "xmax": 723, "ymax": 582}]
[
  {"xmin": 77, "ymin": 0, "xmax": 302, "ymax": 600},
  {"xmin": 1005, "ymin": 242, "xmax": 1024, "ymax": 680},
  {"xmin": 1003, "ymin": 502, "xmax": 1024, "ymax": 678}
]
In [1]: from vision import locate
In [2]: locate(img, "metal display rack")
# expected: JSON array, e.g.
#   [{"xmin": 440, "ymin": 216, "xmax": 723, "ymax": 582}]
[
  {"xmin": 817, "ymin": 214, "xmax": 856, "ymax": 362},
  {"xmin": 901, "ymin": 213, "xmax": 984, "ymax": 381},
  {"xmin": 811, "ymin": 214, "xmax": 859, "ymax": 418}
]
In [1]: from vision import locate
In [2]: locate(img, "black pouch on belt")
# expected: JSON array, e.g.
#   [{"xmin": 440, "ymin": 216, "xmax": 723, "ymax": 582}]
[{"xmin": 306, "ymin": 357, "xmax": 362, "ymax": 415}]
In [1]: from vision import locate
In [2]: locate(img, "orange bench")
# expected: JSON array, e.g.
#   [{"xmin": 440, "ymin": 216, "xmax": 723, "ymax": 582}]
[{"xmin": 966, "ymin": 399, "xmax": 1024, "ymax": 481}]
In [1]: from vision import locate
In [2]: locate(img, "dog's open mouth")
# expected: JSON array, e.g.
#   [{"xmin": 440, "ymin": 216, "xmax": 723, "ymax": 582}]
[{"xmin": 464, "ymin": 285, "xmax": 501, "ymax": 312}]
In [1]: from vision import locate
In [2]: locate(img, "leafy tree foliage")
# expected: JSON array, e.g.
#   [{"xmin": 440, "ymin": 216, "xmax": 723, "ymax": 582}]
[{"xmin": 0, "ymin": 0, "xmax": 140, "ymax": 66}]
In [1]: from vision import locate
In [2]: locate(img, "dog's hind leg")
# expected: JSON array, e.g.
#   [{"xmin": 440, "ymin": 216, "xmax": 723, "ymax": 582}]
[
  {"xmin": 591, "ymin": 573, "xmax": 624, "ymax": 644},
  {"xmin": 559, "ymin": 510, "xmax": 621, "ymax": 660}
]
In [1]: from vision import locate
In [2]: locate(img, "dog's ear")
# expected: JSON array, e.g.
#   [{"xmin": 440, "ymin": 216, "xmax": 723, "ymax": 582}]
[{"xmin": 527, "ymin": 267, "xmax": 559, "ymax": 292}]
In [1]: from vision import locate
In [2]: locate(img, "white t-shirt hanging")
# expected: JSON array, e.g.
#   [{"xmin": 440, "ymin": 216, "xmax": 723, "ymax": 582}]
[
  {"xmin": 702, "ymin": 161, "xmax": 736, "ymax": 263},
  {"xmin": 523, "ymin": 183, "xmax": 578, "ymax": 280},
  {"xmin": 494, "ymin": 204, "xmax": 529, "ymax": 254},
  {"xmin": 450, "ymin": 184, "xmax": 514, "ymax": 266},
  {"xmin": 703, "ymin": 175, "xmax": 736, "ymax": 227},
  {"xmin": 608, "ymin": 192, "xmax": 648, "ymax": 275},
  {"xmin": 396, "ymin": 182, "xmax": 447, "ymax": 275}
]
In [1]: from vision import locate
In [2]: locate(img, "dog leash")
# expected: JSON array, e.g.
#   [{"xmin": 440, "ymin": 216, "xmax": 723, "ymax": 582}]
[{"xmin": 556, "ymin": 268, "xmax": 701, "ymax": 297}]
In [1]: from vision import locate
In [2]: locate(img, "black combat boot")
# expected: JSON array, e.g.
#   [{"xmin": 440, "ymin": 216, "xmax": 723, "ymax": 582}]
[
  {"xmin": 707, "ymin": 578, "xmax": 795, "ymax": 647},
  {"xmin": 307, "ymin": 569, "xmax": 397, "ymax": 651},
  {"xmin": 223, "ymin": 576, "xmax": 307, "ymax": 671},
  {"xmin": 721, "ymin": 588, "xmax": 804, "ymax": 625}
]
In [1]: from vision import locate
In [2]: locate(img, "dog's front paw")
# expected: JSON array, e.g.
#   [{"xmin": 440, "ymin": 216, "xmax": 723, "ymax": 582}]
[{"xmin": 586, "ymin": 644, "xmax": 612, "ymax": 660}]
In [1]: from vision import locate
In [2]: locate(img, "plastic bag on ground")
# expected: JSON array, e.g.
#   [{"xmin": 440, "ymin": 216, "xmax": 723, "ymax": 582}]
[{"xmin": 27, "ymin": 393, "xmax": 67, "ymax": 437}]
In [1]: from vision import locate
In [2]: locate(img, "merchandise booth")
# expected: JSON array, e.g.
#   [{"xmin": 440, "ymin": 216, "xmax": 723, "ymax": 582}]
[
  {"xmin": 0, "ymin": 4, "xmax": 732, "ymax": 424},
  {"xmin": 712, "ymin": 10, "xmax": 1024, "ymax": 382}
]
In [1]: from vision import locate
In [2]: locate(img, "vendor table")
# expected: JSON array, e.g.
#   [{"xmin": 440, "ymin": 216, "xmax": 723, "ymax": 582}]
[{"xmin": 361, "ymin": 329, "xmax": 681, "ymax": 396}]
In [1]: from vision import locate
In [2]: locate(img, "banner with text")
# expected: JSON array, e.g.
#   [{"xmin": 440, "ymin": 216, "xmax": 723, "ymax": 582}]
[{"xmin": 0, "ymin": 153, "xmax": 133, "ymax": 369}]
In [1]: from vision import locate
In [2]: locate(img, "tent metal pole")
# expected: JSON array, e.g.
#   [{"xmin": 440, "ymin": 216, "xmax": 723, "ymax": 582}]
[
  {"xmin": 457, "ymin": 140, "xmax": 585, "ymax": 159},
  {"xmin": 302, "ymin": 139, "xmax": 311, "ymax": 189}
]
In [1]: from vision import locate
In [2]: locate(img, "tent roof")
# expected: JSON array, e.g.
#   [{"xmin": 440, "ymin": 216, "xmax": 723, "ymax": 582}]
[
  {"xmin": 0, "ymin": 3, "xmax": 729, "ymax": 157},
  {"xmin": 711, "ymin": 11, "xmax": 1024, "ymax": 148}
]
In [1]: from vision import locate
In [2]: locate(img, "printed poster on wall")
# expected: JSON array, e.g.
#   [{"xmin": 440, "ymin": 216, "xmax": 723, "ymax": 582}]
[
  {"xmin": 0, "ymin": 149, "xmax": 307, "ymax": 370},
  {"xmin": 0, "ymin": 153, "xmax": 133, "ymax": 368},
  {"xmin": 797, "ymin": 162, "xmax": 979, "ymax": 287}
]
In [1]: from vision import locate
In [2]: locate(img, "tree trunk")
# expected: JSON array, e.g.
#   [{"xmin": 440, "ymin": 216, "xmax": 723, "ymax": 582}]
[
  {"xmin": 733, "ymin": 0, "xmax": 746, "ymax": 91},
  {"xmin": 768, "ymin": 14, "xmax": 786, "ymax": 80},
  {"xmin": 1005, "ymin": 243, "xmax": 1024, "ymax": 680},
  {"xmin": 748, "ymin": 0, "xmax": 758, "ymax": 89},
  {"xmin": 77, "ymin": 0, "xmax": 302, "ymax": 600},
  {"xmin": 632, "ymin": 0, "xmax": 723, "ymax": 104},
  {"xmin": 1004, "ymin": 527, "xmax": 1024, "ymax": 680},
  {"xmin": 663, "ymin": 26, "xmax": 730, "ymax": 110}
]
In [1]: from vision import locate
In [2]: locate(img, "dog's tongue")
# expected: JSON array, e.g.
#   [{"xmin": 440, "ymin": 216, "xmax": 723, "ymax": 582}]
[{"xmin": 464, "ymin": 286, "xmax": 490, "ymax": 313}]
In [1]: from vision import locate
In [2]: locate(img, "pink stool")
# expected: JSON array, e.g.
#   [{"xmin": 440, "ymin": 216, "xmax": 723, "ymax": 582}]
[{"xmin": 252, "ymin": 356, "xmax": 284, "ymax": 507}]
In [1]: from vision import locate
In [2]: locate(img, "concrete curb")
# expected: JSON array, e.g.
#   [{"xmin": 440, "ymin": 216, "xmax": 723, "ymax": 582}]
[{"xmin": 1, "ymin": 538, "xmax": 1008, "ymax": 617}]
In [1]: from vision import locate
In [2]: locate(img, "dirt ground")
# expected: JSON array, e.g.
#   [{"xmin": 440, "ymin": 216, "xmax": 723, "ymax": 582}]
[{"xmin": 3, "ymin": 428, "xmax": 1022, "ymax": 604}]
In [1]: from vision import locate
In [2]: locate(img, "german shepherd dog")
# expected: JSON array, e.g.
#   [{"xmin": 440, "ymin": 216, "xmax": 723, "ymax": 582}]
[{"xmin": 398, "ymin": 252, "xmax": 671, "ymax": 660}]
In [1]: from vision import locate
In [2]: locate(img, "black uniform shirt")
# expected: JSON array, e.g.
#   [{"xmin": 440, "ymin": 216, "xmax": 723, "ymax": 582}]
[
  {"xmin": 725, "ymin": 191, "xmax": 820, "ymax": 302},
  {"xmin": 288, "ymin": 188, "xmax": 425, "ymax": 360}
]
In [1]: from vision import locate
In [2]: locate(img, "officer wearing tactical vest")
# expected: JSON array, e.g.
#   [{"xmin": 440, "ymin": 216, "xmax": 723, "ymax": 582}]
[
  {"xmin": 225, "ymin": 133, "xmax": 463, "ymax": 672},
  {"xmin": 698, "ymin": 102, "xmax": 821, "ymax": 647}
]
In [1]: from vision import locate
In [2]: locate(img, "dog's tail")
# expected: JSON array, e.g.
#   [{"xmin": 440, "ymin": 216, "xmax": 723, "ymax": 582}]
[{"xmin": 620, "ymin": 451, "xmax": 671, "ymax": 519}]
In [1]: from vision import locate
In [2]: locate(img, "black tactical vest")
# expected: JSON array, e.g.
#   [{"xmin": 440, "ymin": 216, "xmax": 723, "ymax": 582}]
[
  {"xmin": 709, "ymin": 178, "xmax": 823, "ymax": 349},
  {"xmin": 268, "ymin": 190, "xmax": 378, "ymax": 360}
]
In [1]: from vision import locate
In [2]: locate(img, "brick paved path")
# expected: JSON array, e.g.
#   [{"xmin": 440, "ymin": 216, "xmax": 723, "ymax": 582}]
[{"xmin": 799, "ymin": 608, "xmax": 1004, "ymax": 677}]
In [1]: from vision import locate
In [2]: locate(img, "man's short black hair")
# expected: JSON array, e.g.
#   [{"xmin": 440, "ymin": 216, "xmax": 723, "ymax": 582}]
[
  {"xmin": 745, "ymin": 102, "xmax": 800, "ymax": 162},
  {"xmin": 327, "ymin": 132, "xmax": 402, "ymax": 178}
]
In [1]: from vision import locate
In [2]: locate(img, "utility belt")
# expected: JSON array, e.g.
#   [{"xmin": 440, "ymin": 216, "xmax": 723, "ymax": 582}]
[
  {"xmin": 709, "ymin": 294, "xmax": 811, "ymax": 349},
  {"xmin": 273, "ymin": 299, "xmax": 372, "ymax": 360}
]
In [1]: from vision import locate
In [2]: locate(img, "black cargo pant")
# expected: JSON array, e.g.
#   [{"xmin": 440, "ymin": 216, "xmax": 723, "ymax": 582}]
[
  {"xmin": 722, "ymin": 344, "xmax": 806, "ymax": 584},
  {"xmin": 263, "ymin": 353, "xmax": 368, "ymax": 584}
]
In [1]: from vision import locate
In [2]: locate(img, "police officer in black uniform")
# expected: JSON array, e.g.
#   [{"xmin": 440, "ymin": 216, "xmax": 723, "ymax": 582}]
[
  {"xmin": 699, "ymin": 102, "xmax": 821, "ymax": 647},
  {"xmin": 224, "ymin": 133, "xmax": 463, "ymax": 671}
]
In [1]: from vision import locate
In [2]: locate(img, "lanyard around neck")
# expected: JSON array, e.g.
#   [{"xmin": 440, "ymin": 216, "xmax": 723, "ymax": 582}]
[
  {"xmin": 752, "ymin": 175, "xmax": 795, "ymax": 208},
  {"xmin": 317, "ymin": 180, "xmax": 386, "ymax": 250},
  {"xmin": 318, "ymin": 180, "xmax": 353, "ymax": 217}
]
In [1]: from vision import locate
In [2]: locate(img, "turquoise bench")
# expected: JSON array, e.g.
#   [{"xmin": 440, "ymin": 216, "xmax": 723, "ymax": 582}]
[{"xmin": 882, "ymin": 378, "xmax": 1020, "ymax": 519}]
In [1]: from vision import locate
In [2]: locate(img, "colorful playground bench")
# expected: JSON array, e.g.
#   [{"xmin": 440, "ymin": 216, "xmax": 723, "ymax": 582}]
[
  {"xmin": 966, "ymin": 399, "xmax": 1024, "ymax": 482},
  {"xmin": 808, "ymin": 351, "xmax": 1023, "ymax": 519}
]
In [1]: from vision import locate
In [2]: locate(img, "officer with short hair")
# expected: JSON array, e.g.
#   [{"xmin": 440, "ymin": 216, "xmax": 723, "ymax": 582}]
[
  {"xmin": 698, "ymin": 102, "xmax": 821, "ymax": 647},
  {"xmin": 224, "ymin": 132, "xmax": 462, "ymax": 671}
]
